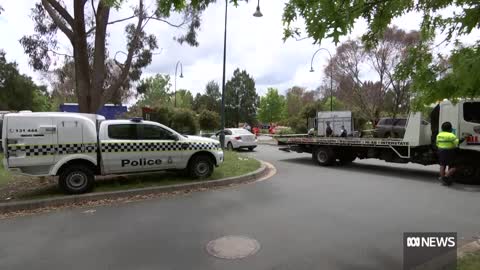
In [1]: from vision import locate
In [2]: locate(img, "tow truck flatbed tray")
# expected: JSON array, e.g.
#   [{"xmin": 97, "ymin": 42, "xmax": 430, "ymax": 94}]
[{"xmin": 277, "ymin": 136, "xmax": 410, "ymax": 147}]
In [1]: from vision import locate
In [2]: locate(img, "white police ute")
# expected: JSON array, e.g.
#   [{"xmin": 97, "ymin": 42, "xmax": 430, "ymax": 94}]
[{"xmin": 2, "ymin": 112, "xmax": 224, "ymax": 194}]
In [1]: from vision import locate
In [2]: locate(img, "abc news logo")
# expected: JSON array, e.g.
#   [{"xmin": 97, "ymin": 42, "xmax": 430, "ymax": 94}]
[
  {"xmin": 406, "ymin": 236, "xmax": 456, "ymax": 248},
  {"xmin": 403, "ymin": 233, "xmax": 457, "ymax": 270}
]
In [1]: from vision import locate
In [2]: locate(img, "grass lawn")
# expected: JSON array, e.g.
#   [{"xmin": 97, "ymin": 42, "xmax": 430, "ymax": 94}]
[
  {"xmin": 0, "ymin": 153, "xmax": 11, "ymax": 187},
  {"xmin": 19, "ymin": 151, "xmax": 261, "ymax": 199},
  {"xmin": 458, "ymin": 252, "xmax": 480, "ymax": 270}
]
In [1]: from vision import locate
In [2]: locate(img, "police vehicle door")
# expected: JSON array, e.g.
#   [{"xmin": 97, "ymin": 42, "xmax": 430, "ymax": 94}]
[
  {"xmin": 5, "ymin": 115, "xmax": 55, "ymax": 171},
  {"xmin": 54, "ymin": 118, "xmax": 83, "ymax": 163},
  {"xmin": 140, "ymin": 124, "xmax": 181, "ymax": 170},
  {"xmin": 102, "ymin": 123, "xmax": 144, "ymax": 174}
]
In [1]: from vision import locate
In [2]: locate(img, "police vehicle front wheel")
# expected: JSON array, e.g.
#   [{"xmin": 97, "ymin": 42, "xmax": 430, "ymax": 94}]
[
  {"xmin": 188, "ymin": 155, "xmax": 214, "ymax": 178},
  {"xmin": 59, "ymin": 165, "xmax": 95, "ymax": 194}
]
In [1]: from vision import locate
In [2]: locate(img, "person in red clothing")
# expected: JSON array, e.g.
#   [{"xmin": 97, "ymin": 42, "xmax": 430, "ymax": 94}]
[
  {"xmin": 252, "ymin": 126, "xmax": 259, "ymax": 136},
  {"xmin": 269, "ymin": 124, "xmax": 277, "ymax": 134}
]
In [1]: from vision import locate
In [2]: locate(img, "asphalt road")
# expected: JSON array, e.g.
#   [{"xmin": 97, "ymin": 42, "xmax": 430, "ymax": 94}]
[{"xmin": 1, "ymin": 144, "xmax": 480, "ymax": 270}]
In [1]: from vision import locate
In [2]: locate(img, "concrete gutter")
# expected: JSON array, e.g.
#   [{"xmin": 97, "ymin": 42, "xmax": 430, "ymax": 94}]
[{"xmin": 0, "ymin": 160, "xmax": 272, "ymax": 214}]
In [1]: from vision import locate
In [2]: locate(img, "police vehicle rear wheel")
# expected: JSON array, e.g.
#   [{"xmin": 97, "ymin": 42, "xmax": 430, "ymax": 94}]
[
  {"xmin": 59, "ymin": 165, "xmax": 95, "ymax": 194},
  {"xmin": 189, "ymin": 155, "xmax": 214, "ymax": 178},
  {"xmin": 313, "ymin": 147, "xmax": 335, "ymax": 166}
]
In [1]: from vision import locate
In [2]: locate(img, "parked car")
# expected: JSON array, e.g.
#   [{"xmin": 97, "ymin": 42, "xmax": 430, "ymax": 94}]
[
  {"xmin": 374, "ymin": 118, "xmax": 408, "ymax": 138},
  {"xmin": 211, "ymin": 128, "xmax": 257, "ymax": 151}
]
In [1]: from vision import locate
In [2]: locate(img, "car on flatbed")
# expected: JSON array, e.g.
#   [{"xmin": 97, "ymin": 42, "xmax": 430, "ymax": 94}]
[
  {"xmin": 2, "ymin": 112, "xmax": 224, "ymax": 194},
  {"xmin": 373, "ymin": 117, "xmax": 408, "ymax": 138}
]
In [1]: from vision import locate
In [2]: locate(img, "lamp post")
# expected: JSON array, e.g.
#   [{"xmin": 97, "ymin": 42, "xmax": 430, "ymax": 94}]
[
  {"xmin": 174, "ymin": 61, "xmax": 183, "ymax": 107},
  {"xmin": 310, "ymin": 48, "xmax": 333, "ymax": 111},
  {"xmin": 220, "ymin": 0, "xmax": 262, "ymax": 149}
]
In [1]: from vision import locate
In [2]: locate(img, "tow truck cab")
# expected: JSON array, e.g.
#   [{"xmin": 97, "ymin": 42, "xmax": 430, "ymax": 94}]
[
  {"xmin": 2, "ymin": 112, "xmax": 223, "ymax": 194},
  {"xmin": 433, "ymin": 100, "xmax": 480, "ymax": 150}
]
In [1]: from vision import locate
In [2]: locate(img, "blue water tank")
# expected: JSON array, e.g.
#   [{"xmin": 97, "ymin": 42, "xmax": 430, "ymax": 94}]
[{"xmin": 59, "ymin": 103, "xmax": 127, "ymax": 119}]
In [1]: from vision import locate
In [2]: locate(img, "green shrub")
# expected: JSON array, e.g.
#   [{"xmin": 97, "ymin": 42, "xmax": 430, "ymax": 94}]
[
  {"xmin": 279, "ymin": 116, "xmax": 307, "ymax": 133},
  {"xmin": 170, "ymin": 108, "xmax": 198, "ymax": 135},
  {"xmin": 276, "ymin": 127, "xmax": 294, "ymax": 135},
  {"xmin": 198, "ymin": 110, "xmax": 220, "ymax": 131},
  {"xmin": 143, "ymin": 107, "xmax": 198, "ymax": 135},
  {"xmin": 148, "ymin": 106, "xmax": 174, "ymax": 126}
]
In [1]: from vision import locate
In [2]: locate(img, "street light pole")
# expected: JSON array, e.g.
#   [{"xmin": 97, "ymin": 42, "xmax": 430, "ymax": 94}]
[
  {"xmin": 310, "ymin": 48, "xmax": 333, "ymax": 111},
  {"xmin": 220, "ymin": 0, "xmax": 262, "ymax": 149},
  {"xmin": 220, "ymin": 0, "xmax": 228, "ymax": 149},
  {"xmin": 174, "ymin": 61, "xmax": 183, "ymax": 108}
]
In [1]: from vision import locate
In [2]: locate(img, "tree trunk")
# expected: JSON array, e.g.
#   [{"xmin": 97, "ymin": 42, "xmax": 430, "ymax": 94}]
[
  {"xmin": 92, "ymin": 1, "xmax": 110, "ymax": 112},
  {"xmin": 73, "ymin": 0, "xmax": 94, "ymax": 113}
]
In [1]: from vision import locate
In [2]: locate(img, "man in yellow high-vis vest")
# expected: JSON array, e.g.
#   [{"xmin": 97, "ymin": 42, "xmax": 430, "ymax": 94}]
[{"xmin": 436, "ymin": 122, "xmax": 459, "ymax": 186}]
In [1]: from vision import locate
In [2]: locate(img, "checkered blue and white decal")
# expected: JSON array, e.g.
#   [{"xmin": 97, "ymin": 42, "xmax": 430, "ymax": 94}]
[
  {"xmin": 7, "ymin": 143, "xmax": 97, "ymax": 157},
  {"xmin": 101, "ymin": 141, "xmax": 220, "ymax": 153},
  {"xmin": 7, "ymin": 141, "xmax": 220, "ymax": 156}
]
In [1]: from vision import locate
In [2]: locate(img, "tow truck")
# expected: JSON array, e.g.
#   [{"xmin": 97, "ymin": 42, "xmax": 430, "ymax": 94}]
[{"xmin": 276, "ymin": 100, "xmax": 480, "ymax": 181}]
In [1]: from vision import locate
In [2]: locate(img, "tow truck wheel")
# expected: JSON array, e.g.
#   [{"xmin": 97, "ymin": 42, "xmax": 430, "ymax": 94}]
[
  {"xmin": 188, "ymin": 155, "xmax": 214, "ymax": 178},
  {"xmin": 453, "ymin": 165, "xmax": 480, "ymax": 184},
  {"xmin": 59, "ymin": 165, "xmax": 95, "ymax": 194},
  {"xmin": 313, "ymin": 147, "xmax": 335, "ymax": 166},
  {"xmin": 338, "ymin": 153, "xmax": 356, "ymax": 165}
]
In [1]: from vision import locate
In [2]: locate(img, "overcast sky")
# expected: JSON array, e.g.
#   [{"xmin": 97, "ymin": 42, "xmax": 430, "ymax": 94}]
[{"xmin": 0, "ymin": 0, "xmax": 477, "ymax": 105}]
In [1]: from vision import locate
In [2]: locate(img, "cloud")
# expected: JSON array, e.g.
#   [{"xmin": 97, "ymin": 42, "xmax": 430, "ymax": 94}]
[{"xmin": 1, "ymin": 0, "xmax": 478, "ymax": 105}]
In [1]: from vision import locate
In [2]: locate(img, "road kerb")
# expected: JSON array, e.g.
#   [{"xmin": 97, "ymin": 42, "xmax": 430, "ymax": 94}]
[{"xmin": 0, "ymin": 160, "xmax": 272, "ymax": 214}]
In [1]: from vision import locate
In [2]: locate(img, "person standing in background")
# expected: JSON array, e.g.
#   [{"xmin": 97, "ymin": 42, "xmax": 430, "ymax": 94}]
[
  {"xmin": 326, "ymin": 121, "xmax": 333, "ymax": 137},
  {"xmin": 436, "ymin": 122, "xmax": 461, "ymax": 186},
  {"xmin": 340, "ymin": 125, "xmax": 347, "ymax": 137},
  {"xmin": 243, "ymin": 122, "xmax": 251, "ymax": 132}
]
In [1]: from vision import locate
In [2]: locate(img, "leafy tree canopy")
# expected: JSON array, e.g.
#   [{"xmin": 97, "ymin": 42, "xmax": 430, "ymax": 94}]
[
  {"xmin": 257, "ymin": 88, "xmax": 286, "ymax": 123},
  {"xmin": 193, "ymin": 80, "xmax": 221, "ymax": 113},
  {"xmin": 174, "ymin": 89, "xmax": 194, "ymax": 109},
  {"xmin": 0, "ymin": 50, "xmax": 51, "ymax": 111},
  {"xmin": 397, "ymin": 42, "xmax": 480, "ymax": 107},
  {"xmin": 198, "ymin": 110, "xmax": 220, "ymax": 131},
  {"xmin": 283, "ymin": 0, "xmax": 479, "ymax": 46},
  {"xmin": 282, "ymin": 0, "xmax": 480, "ymax": 104},
  {"xmin": 225, "ymin": 68, "xmax": 259, "ymax": 127},
  {"xmin": 20, "ymin": 0, "xmax": 242, "ymax": 113},
  {"xmin": 136, "ymin": 74, "xmax": 172, "ymax": 108}
]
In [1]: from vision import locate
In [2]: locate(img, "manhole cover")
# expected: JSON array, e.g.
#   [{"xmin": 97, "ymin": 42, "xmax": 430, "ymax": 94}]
[{"xmin": 206, "ymin": 235, "xmax": 260, "ymax": 259}]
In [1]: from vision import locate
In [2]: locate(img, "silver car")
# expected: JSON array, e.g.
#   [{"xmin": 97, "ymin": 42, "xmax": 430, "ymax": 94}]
[{"xmin": 212, "ymin": 128, "xmax": 257, "ymax": 151}]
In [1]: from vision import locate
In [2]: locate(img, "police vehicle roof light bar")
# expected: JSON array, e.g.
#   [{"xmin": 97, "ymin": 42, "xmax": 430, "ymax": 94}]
[{"xmin": 130, "ymin": 117, "xmax": 143, "ymax": 122}]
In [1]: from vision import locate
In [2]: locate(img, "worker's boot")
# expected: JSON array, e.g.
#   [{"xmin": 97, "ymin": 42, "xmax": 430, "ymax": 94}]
[{"xmin": 439, "ymin": 176, "xmax": 452, "ymax": 186}]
